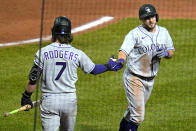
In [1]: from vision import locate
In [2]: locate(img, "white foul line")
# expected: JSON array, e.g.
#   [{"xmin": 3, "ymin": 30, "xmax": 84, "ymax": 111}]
[{"xmin": 0, "ymin": 16, "xmax": 114, "ymax": 47}]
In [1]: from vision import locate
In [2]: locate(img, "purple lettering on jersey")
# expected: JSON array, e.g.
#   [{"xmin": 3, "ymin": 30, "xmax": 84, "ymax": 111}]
[
  {"xmin": 59, "ymin": 50, "xmax": 63, "ymax": 58},
  {"xmin": 64, "ymin": 51, "xmax": 68, "ymax": 59},
  {"xmin": 142, "ymin": 46, "xmax": 148, "ymax": 53},
  {"xmin": 69, "ymin": 52, "xmax": 74, "ymax": 60},
  {"xmin": 73, "ymin": 54, "xmax": 78, "ymax": 62},
  {"xmin": 138, "ymin": 48, "xmax": 143, "ymax": 54},
  {"xmin": 156, "ymin": 44, "xmax": 160, "ymax": 51},
  {"xmin": 55, "ymin": 62, "xmax": 66, "ymax": 80},
  {"xmin": 49, "ymin": 51, "xmax": 54, "ymax": 58},
  {"xmin": 146, "ymin": 45, "xmax": 150, "ymax": 52},
  {"xmin": 156, "ymin": 44, "xmax": 167, "ymax": 50},
  {"xmin": 151, "ymin": 44, "xmax": 156, "ymax": 51},
  {"xmin": 44, "ymin": 52, "xmax": 49, "ymax": 60},
  {"xmin": 54, "ymin": 50, "xmax": 58, "ymax": 58},
  {"xmin": 138, "ymin": 43, "xmax": 167, "ymax": 54},
  {"xmin": 44, "ymin": 50, "xmax": 79, "ymax": 63}
]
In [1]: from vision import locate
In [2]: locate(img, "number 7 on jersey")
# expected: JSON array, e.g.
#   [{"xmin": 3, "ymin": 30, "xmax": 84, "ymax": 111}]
[{"xmin": 55, "ymin": 62, "xmax": 66, "ymax": 80}]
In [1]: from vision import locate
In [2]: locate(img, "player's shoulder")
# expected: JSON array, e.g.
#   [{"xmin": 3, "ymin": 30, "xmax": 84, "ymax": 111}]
[
  {"xmin": 66, "ymin": 44, "xmax": 84, "ymax": 53},
  {"xmin": 41, "ymin": 42, "xmax": 55, "ymax": 50},
  {"xmin": 64, "ymin": 43, "xmax": 86, "ymax": 56},
  {"xmin": 38, "ymin": 42, "xmax": 85, "ymax": 55},
  {"xmin": 33, "ymin": 43, "xmax": 50, "ymax": 55},
  {"xmin": 41, "ymin": 42, "xmax": 73, "ymax": 50}
]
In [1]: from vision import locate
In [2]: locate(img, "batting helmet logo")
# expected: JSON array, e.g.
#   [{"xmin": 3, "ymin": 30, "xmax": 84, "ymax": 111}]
[{"xmin": 145, "ymin": 7, "xmax": 151, "ymax": 13}]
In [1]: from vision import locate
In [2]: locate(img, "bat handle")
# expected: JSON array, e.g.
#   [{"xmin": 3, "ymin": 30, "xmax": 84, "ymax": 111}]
[
  {"xmin": 18, "ymin": 105, "xmax": 32, "ymax": 111},
  {"xmin": 4, "ymin": 100, "xmax": 40, "ymax": 118}
]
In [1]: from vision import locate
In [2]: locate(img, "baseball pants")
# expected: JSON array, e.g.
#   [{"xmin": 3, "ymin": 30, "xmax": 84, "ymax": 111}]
[
  {"xmin": 40, "ymin": 93, "xmax": 77, "ymax": 131},
  {"xmin": 122, "ymin": 69, "xmax": 155, "ymax": 125}
]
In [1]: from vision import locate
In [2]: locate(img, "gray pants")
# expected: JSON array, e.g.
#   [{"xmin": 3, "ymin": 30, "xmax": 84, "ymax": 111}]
[
  {"xmin": 123, "ymin": 69, "xmax": 155, "ymax": 125},
  {"xmin": 40, "ymin": 93, "xmax": 77, "ymax": 131}
]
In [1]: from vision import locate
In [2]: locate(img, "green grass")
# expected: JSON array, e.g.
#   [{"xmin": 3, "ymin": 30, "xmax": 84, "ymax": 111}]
[{"xmin": 0, "ymin": 18, "xmax": 196, "ymax": 131}]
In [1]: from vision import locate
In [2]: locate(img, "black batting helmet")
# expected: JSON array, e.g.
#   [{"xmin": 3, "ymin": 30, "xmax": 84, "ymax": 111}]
[
  {"xmin": 52, "ymin": 16, "xmax": 71, "ymax": 36},
  {"xmin": 139, "ymin": 4, "xmax": 159, "ymax": 22}
]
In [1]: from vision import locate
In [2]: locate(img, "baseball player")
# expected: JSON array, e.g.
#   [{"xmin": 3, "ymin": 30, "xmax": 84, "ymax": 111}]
[
  {"xmin": 116, "ymin": 4, "xmax": 175, "ymax": 131},
  {"xmin": 20, "ymin": 16, "xmax": 123, "ymax": 131}
]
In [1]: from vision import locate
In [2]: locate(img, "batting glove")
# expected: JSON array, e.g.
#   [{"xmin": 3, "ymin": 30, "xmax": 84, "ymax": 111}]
[
  {"xmin": 21, "ymin": 91, "xmax": 33, "ymax": 111},
  {"xmin": 107, "ymin": 55, "xmax": 123, "ymax": 71},
  {"xmin": 118, "ymin": 58, "xmax": 125, "ymax": 65},
  {"xmin": 156, "ymin": 49, "xmax": 170, "ymax": 58}
]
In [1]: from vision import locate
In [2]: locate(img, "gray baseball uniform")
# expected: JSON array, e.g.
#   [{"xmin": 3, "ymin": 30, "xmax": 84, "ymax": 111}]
[
  {"xmin": 120, "ymin": 24, "xmax": 175, "ymax": 125},
  {"xmin": 34, "ymin": 42, "xmax": 95, "ymax": 131}
]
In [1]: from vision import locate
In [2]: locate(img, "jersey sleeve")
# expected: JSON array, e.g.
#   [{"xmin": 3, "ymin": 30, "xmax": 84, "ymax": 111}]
[
  {"xmin": 34, "ymin": 50, "xmax": 44, "ymax": 69},
  {"xmin": 119, "ymin": 31, "xmax": 136, "ymax": 56},
  {"xmin": 165, "ymin": 30, "xmax": 175, "ymax": 51},
  {"xmin": 79, "ymin": 51, "xmax": 95, "ymax": 74}
]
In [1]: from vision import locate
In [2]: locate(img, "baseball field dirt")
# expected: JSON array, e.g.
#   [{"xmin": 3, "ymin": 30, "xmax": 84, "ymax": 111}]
[{"xmin": 0, "ymin": 0, "xmax": 196, "ymax": 44}]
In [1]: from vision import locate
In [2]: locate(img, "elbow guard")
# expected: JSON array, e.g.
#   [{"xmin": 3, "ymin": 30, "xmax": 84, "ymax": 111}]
[{"xmin": 29, "ymin": 64, "xmax": 42, "ymax": 84}]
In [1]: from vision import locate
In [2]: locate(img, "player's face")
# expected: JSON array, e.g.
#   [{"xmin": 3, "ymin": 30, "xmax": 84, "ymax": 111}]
[{"xmin": 142, "ymin": 15, "xmax": 156, "ymax": 32}]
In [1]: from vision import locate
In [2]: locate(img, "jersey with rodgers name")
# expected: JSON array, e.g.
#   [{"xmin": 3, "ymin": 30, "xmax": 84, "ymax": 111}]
[
  {"xmin": 34, "ymin": 42, "xmax": 95, "ymax": 93},
  {"xmin": 120, "ymin": 24, "xmax": 175, "ymax": 77}
]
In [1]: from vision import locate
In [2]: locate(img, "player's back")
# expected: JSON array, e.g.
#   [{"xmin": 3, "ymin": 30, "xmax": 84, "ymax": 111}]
[{"xmin": 38, "ymin": 42, "xmax": 83, "ymax": 93}]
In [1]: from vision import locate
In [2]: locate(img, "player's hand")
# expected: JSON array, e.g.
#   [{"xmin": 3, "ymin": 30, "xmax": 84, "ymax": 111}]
[
  {"xmin": 21, "ymin": 91, "xmax": 33, "ymax": 111},
  {"xmin": 156, "ymin": 49, "xmax": 169, "ymax": 58},
  {"xmin": 117, "ymin": 58, "xmax": 125, "ymax": 65},
  {"xmin": 107, "ymin": 55, "xmax": 124, "ymax": 71}
]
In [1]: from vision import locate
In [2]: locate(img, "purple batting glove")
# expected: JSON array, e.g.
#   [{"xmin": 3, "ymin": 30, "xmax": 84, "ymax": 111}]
[
  {"xmin": 107, "ymin": 55, "xmax": 123, "ymax": 71},
  {"xmin": 118, "ymin": 58, "xmax": 125, "ymax": 65},
  {"xmin": 156, "ymin": 49, "xmax": 169, "ymax": 58}
]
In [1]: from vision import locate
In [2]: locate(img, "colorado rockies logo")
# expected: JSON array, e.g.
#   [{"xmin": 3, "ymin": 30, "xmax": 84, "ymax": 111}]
[
  {"xmin": 137, "ymin": 44, "xmax": 167, "ymax": 54},
  {"xmin": 145, "ymin": 7, "xmax": 151, "ymax": 13}
]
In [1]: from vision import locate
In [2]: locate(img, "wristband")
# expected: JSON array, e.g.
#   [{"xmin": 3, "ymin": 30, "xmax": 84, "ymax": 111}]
[
  {"xmin": 23, "ymin": 90, "xmax": 32, "ymax": 98},
  {"xmin": 165, "ymin": 50, "xmax": 170, "ymax": 57}
]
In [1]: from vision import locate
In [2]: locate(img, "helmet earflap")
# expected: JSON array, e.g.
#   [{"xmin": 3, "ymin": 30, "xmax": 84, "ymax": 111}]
[{"xmin": 155, "ymin": 14, "xmax": 159, "ymax": 22}]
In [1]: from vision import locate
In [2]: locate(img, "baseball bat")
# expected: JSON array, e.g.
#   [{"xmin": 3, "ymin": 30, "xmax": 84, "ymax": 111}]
[{"xmin": 4, "ymin": 100, "xmax": 40, "ymax": 117}]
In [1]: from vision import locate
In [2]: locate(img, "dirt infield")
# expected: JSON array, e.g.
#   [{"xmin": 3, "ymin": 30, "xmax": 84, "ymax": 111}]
[{"xmin": 0, "ymin": 0, "xmax": 196, "ymax": 44}]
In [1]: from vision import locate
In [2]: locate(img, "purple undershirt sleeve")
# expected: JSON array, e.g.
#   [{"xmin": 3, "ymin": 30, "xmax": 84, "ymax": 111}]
[{"xmin": 90, "ymin": 64, "xmax": 108, "ymax": 75}]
